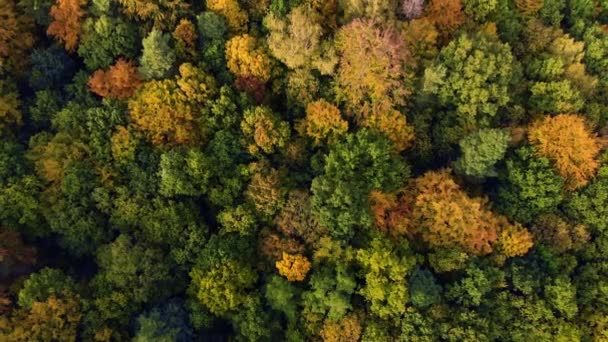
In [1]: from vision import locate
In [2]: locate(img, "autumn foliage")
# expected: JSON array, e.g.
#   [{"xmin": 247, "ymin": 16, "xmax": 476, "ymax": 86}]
[
  {"xmin": 406, "ymin": 170, "xmax": 532, "ymax": 257},
  {"xmin": 528, "ymin": 114, "xmax": 601, "ymax": 190},
  {"xmin": 297, "ymin": 99, "xmax": 348, "ymax": 145},
  {"xmin": 335, "ymin": 19, "xmax": 411, "ymax": 120},
  {"xmin": 226, "ymin": 34, "xmax": 272, "ymax": 82},
  {"xmin": 47, "ymin": 0, "xmax": 86, "ymax": 52},
  {"xmin": 88, "ymin": 59, "xmax": 142, "ymax": 100},
  {"xmin": 275, "ymin": 253, "xmax": 312, "ymax": 282},
  {"xmin": 129, "ymin": 63, "xmax": 217, "ymax": 146}
]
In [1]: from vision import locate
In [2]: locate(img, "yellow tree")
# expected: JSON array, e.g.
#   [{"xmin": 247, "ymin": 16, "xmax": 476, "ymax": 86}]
[
  {"xmin": 207, "ymin": 0, "xmax": 248, "ymax": 32},
  {"xmin": 528, "ymin": 114, "xmax": 601, "ymax": 190},
  {"xmin": 409, "ymin": 169, "xmax": 533, "ymax": 257},
  {"xmin": 129, "ymin": 63, "xmax": 217, "ymax": 146},
  {"xmin": 117, "ymin": 0, "xmax": 189, "ymax": 27},
  {"xmin": 225, "ymin": 34, "xmax": 273, "ymax": 82},
  {"xmin": 297, "ymin": 99, "xmax": 348, "ymax": 145},
  {"xmin": 47, "ymin": 0, "xmax": 87, "ymax": 52},
  {"xmin": 240, "ymin": 106, "xmax": 290, "ymax": 154},
  {"xmin": 1, "ymin": 296, "xmax": 81, "ymax": 342},
  {"xmin": 275, "ymin": 252, "xmax": 312, "ymax": 282},
  {"xmin": 335, "ymin": 19, "xmax": 411, "ymax": 121},
  {"xmin": 363, "ymin": 109, "xmax": 415, "ymax": 152}
]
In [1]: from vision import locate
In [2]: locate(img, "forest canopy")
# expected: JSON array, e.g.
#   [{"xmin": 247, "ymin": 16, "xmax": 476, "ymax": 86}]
[{"xmin": 1, "ymin": 0, "xmax": 608, "ymax": 341}]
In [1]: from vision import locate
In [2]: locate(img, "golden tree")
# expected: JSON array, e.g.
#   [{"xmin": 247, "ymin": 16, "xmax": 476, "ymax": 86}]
[
  {"xmin": 275, "ymin": 252, "xmax": 312, "ymax": 282},
  {"xmin": 207, "ymin": 0, "xmax": 248, "ymax": 32},
  {"xmin": 335, "ymin": 19, "xmax": 411, "ymax": 121},
  {"xmin": 363, "ymin": 109, "xmax": 415, "ymax": 152},
  {"xmin": 425, "ymin": 0, "xmax": 466, "ymax": 40},
  {"xmin": 409, "ymin": 170, "xmax": 532, "ymax": 257},
  {"xmin": 129, "ymin": 63, "xmax": 217, "ymax": 146},
  {"xmin": 297, "ymin": 99, "xmax": 348, "ymax": 145},
  {"xmin": 528, "ymin": 114, "xmax": 601, "ymax": 190},
  {"xmin": 47, "ymin": 0, "xmax": 87, "ymax": 52},
  {"xmin": 225, "ymin": 34, "xmax": 272, "ymax": 82}
]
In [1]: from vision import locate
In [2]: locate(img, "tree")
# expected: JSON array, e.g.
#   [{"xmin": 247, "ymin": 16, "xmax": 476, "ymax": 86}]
[
  {"xmin": 265, "ymin": 275, "xmax": 300, "ymax": 322},
  {"xmin": 265, "ymin": 5, "xmax": 337, "ymax": 74},
  {"xmin": 0, "ymin": 0, "xmax": 35, "ymax": 74},
  {"xmin": 311, "ymin": 130, "xmax": 409, "ymax": 239},
  {"xmin": 335, "ymin": 19, "xmax": 412, "ymax": 120},
  {"xmin": 454, "ymin": 129, "xmax": 510, "ymax": 178},
  {"xmin": 363, "ymin": 109, "xmax": 415, "ymax": 152},
  {"xmin": 496, "ymin": 145, "xmax": 565, "ymax": 224},
  {"xmin": 320, "ymin": 313, "xmax": 362, "ymax": 342},
  {"xmin": 463, "ymin": 0, "xmax": 497, "ymax": 21},
  {"xmin": 133, "ymin": 300, "xmax": 193, "ymax": 342},
  {"xmin": 116, "ymin": 0, "xmax": 189, "ymax": 27},
  {"xmin": 529, "ymin": 81, "xmax": 584, "ymax": 114},
  {"xmin": 77, "ymin": 15, "xmax": 138, "ymax": 70},
  {"xmin": 275, "ymin": 189, "xmax": 328, "ymax": 245},
  {"xmin": 565, "ymin": 166, "xmax": 608, "ymax": 234},
  {"xmin": 188, "ymin": 234, "xmax": 257, "ymax": 316},
  {"xmin": 424, "ymin": 32, "xmax": 514, "ymax": 128},
  {"xmin": 173, "ymin": 19, "xmax": 198, "ymax": 61},
  {"xmin": 409, "ymin": 169, "xmax": 532, "ymax": 257},
  {"xmin": 138, "ymin": 29, "xmax": 175, "ymax": 80},
  {"xmin": 276, "ymin": 253, "xmax": 312, "ymax": 282},
  {"xmin": 91, "ymin": 234, "xmax": 175, "ymax": 326},
  {"xmin": 47, "ymin": 0, "xmax": 86, "ymax": 52},
  {"xmin": 18, "ymin": 268, "xmax": 76, "ymax": 309},
  {"xmin": 338, "ymin": 0, "xmax": 399, "ymax": 23},
  {"xmin": 356, "ymin": 236, "xmax": 416, "ymax": 320},
  {"xmin": 0, "ymin": 295, "xmax": 81, "ymax": 342},
  {"xmin": 528, "ymin": 114, "xmax": 600, "ymax": 190},
  {"xmin": 401, "ymin": 0, "xmax": 425, "ymax": 19},
  {"xmin": 425, "ymin": 0, "xmax": 465, "ymax": 39},
  {"xmin": 240, "ymin": 106, "xmax": 290, "ymax": 154},
  {"xmin": 206, "ymin": 0, "xmax": 248, "ymax": 32},
  {"xmin": 88, "ymin": 58, "xmax": 142, "ymax": 99},
  {"xmin": 225, "ymin": 34, "xmax": 273, "ymax": 82},
  {"xmin": 297, "ymin": 99, "xmax": 348, "ymax": 145},
  {"xmin": 408, "ymin": 267, "xmax": 442, "ymax": 308},
  {"xmin": 129, "ymin": 63, "xmax": 217, "ymax": 146}
]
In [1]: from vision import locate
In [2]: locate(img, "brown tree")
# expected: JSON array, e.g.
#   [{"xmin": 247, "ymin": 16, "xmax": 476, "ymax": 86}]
[
  {"xmin": 88, "ymin": 59, "xmax": 142, "ymax": 100},
  {"xmin": 47, "ymin": 0, "xmax": 87, "ymax": 52}
]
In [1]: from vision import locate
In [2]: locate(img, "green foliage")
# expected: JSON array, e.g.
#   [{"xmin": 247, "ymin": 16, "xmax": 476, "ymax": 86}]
[
  {"xmin": 77, "ymin": 16, "xmax": 138, "ymax": 70},
  {"xmin": 18, "ymin": 268, "xmax": 77, "ymax": 309},
  {"xmin": 454, "ymin": 128, "xmax": 510, "ymax": 178},
  {"xmin": 409, "ymin": 267, "xmax": 443, "ymax": 308},
  {"xmin": 496, "ymin": 145, "xmax": 565, "ymax": 224},
  {"xmin": 311, "ymin": 130, "xmax": 409, "ymax": 239},
  {"xmin": 356, "ymin": 236, "xmax": 416, "ymax": 320},
  {"xmin": 1, "ymin": 1, "xmax": 607, "ymax": 340},
  {"xmin": 424, "ymin": 32, "xmax": 514, "ymax": 127},
  {"xmin": 138, "ymin": 29, "xmax": 175, "ymax": 80}
]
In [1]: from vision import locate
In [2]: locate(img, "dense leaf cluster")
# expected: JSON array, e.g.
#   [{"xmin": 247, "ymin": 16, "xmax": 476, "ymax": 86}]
[{"xmin": 1, "ymin": 0, "xmax": 608, "ymax": 341}]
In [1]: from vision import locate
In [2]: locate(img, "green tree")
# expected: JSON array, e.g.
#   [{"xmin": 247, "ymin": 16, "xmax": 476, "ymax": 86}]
[
  {"xmin": 18, "ymin": 268, "xmax": 77, "ymax": 309},
  {"xmin": 496, "ymin": 145, "xmax": 565, "ymax": 224},
  {"xmin": 409, "ymin": 267, "xmax": 443, "ymax": 308},
  {"xmin": 454, "ymin": 129, "xmax": 510, "ymax": 178},
  {"xmin": 311, "ymin": 129, "xmax": 409, "ymax": 239},
  {"xmin": 138, "ymin": 29, "xmax": 175, "ymax": 80},
  {"xmin": 356, "ymin": 235, "xmax": 416, "ymax": 320},
  {"xmin": 77, "ymin": 15, "xmax": 138, "ymax": 70},
  {"xmin": 424, "ymin": 32, "xmax": 514, "ymax": 127}
]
